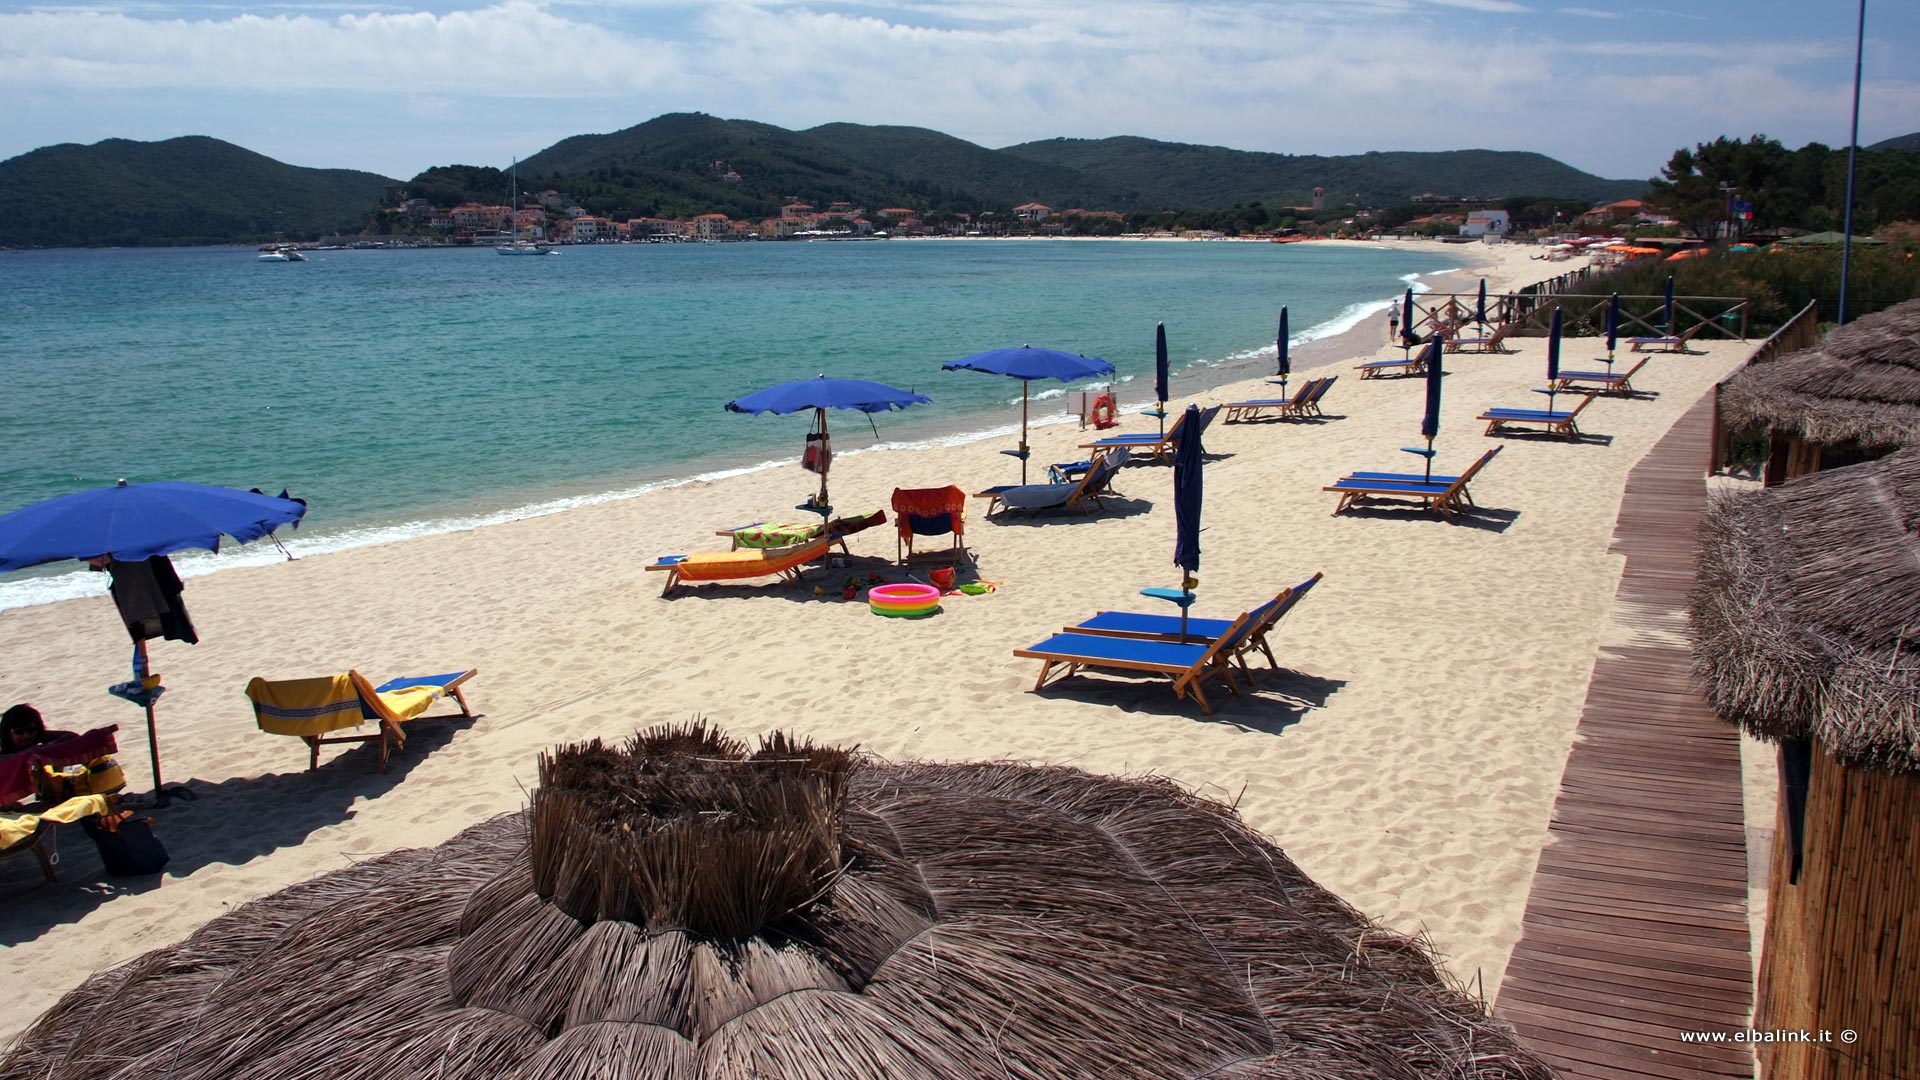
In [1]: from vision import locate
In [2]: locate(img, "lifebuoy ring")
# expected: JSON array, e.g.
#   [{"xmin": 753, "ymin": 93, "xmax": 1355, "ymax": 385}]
[{"xmin": 1089, "ymin": 393, "xmax": 1118, "ymax": 429}]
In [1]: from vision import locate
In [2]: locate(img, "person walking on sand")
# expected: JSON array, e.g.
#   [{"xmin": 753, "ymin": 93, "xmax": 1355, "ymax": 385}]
[{"xmin": 1387, "ymin": 307, "xmax": 1400, "ymax": 346}]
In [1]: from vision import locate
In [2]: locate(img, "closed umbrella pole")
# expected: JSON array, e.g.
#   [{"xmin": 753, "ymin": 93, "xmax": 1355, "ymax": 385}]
[
  {"xmin": 1545, "ymin": 308, "xmax": 1563, "ymax": 412},
  {"xmin": 1154, "ymin": 323, "xmax": 1170, "ymax": 439},
  {"xmin": 1272, "ymin": 307, "xmax": 1291, "ymax": 397},
  {"xmin": 1171, "ymin": 404, "xmax": 1204, "ymax": 641},
  {"xmin": 1420, "ymin": 336, "xmax": 1444, "ymax": 481},
  {"xmin": 1402, "ymin": 288, "xmax": 1416, "ymax": 356},
  {"xmin": 1475, "ymin": 279, "xmax": 1488, "ymax": 331},
  {"xmin": 1663, "ymin": 275, "xmax": 1675, "ymax": 332},
  {"xmin": 1605, "ymin": 292, "xmax": 1621, "ymax": 369}
]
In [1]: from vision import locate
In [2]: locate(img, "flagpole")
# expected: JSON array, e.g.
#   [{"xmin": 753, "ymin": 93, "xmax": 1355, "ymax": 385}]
[{"xmin": 1838, "ymin": 0, "xmax": 1867, "ymax": 326}]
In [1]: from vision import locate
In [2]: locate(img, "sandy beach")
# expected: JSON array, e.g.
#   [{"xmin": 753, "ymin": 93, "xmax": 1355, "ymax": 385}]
[{"xmin": 0, "ymin": 238, "xmax": 1755, "ymax": 1038}]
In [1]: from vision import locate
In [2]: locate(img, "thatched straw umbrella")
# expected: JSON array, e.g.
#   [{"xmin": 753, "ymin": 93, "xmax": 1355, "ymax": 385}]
[
  {"xmin": 1720, "ymin": 298, "xmax": 1920, "ymax": 481},
  {"xmin": 1, "ymin": 724, "xmax": 1555, "ymax": 1080},
  {"xmin": 1689, "ymin": 450, "xmax": 1920, "ymax": 1079}
]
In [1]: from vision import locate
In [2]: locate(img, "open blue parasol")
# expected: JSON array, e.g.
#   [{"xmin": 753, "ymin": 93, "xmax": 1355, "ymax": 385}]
[
  {"xmin": 943, "ymin": 345, "xmax": 1114, "ymax": 482},
  {"xmin": 0, "ymin": 480, "xmax": 306, "ymax": 573},
  {"xmin": 725, "ymin": 375, "xmax": 930, "ymax": 514},
  {"xmin": 0, "ymin": 479, "xmax": 308, "ymax": 802}
]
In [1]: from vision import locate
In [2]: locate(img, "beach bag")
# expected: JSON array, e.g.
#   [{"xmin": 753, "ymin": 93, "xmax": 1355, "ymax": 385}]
[
  {"xmin": 802, "ymin": 432, "xmax": 831, "ymax": 475},
  {"xmin": 83, "ymin": 811, "xmax": 170, "ymax": 876},
  {"xmin": 35, "ymin": 757, "xmax": 127, "ymax": 803}
]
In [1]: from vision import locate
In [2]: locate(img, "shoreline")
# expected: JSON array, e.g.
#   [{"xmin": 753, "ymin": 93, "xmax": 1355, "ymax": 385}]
[
  {"xmin": 0, "ymin": 238, "xmax": 1510, "ymax": 614},
  {"xmin": 8, "ymin": 242, "xmax": 1760, "ymax": 1043}
]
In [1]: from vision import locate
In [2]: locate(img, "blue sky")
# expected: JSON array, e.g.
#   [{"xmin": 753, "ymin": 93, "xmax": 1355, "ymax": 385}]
[{"xmin": 2, "ymin": 1, "xmax": 1914, "ymax": 183}]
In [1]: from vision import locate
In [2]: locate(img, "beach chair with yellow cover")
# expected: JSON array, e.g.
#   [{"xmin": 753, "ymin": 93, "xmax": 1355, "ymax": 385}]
[
  {"xmin": 245, "ymin": 669, "xmax": 478, "ymax": 772},
  {"xmin": 646, "ymin": 536, "xmax": 830, "ymax": 596}
]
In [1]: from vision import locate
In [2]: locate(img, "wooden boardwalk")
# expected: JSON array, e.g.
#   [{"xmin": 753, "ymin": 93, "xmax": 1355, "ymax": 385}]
[{"xmin": 1496, "ymin": 393, "xmax": 1755, "ymax": 1080}]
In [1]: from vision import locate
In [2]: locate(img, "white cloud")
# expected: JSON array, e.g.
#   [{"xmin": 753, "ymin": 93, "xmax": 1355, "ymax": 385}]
[{"xmin": 0, "ymin": 0, "xmax": 1902, "ymax": 180}]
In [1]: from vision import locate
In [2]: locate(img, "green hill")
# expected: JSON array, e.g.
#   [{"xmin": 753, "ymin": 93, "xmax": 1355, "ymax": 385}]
[
  {"xmin": 0, "ymin": 136, "xmax": 394, "ymax": 247},
  {"xmin": 1868, "ymin": 132, "xmax": 1920, "ymax": 153},
  {"xmin": 998, "ymin": 137, "xmax": 1645, "ymax": 209},
  {"xmin": 801, "ymin": 122, "xmax": 1109, "ymax": 208}
]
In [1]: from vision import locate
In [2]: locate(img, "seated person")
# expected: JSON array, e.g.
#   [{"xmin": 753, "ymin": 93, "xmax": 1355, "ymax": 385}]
[{"xmin": 2, "ymin": 704, "xmax": 77, "ymax": 755}]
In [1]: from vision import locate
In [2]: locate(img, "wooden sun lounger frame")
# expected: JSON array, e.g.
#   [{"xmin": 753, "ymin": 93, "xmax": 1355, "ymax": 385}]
[
  {"xmin": 1014, "ymin": 611, "xmax": 1254, "ymax": 715},
  {"xmin": 1553, "ymin": 357, "xmax": 1649, "ymax": 395},
  {"xmin": 1446, "ymin": 322, "xmax": 1513, "ymax": 354},
  {"xmin": 1357, "ymin": 353, "xmax": 1424, "ymax": 379},
  {"xmin": 1478, "ymin": 392, "xmax": 1598, "ymax": 441},
  {"xmin": 1628, "ymin": 323, "xmax": 1704, "ymax": 353},
  {"xmin": 255, "ymin": 669, "xmax": 478, "ymax": 773},
  {"xmin": 1228, "ymin": 374, "xmax": 1320, "ymax": 417},
  {"xmin": 1324, "ymin": 447, "xmax": 1501, "ymax": 521},
  {"xmin": 646, "ymin": 537, "xmax": 831, "ymax": 596},
  {"xmin": 1, "ymin": 821, "xmax": 59, "ymax": 882},
  {"xmin": 1078, "ymin": 404, "xmax": 1220, "ymax": 462},
  {"xmin": 973, "ymin": 449, "xmax": 1126, "ymax": 515},
  {"xmin": 1065, "ymin": 572, "xmax": 1323, "ymax": 680}
]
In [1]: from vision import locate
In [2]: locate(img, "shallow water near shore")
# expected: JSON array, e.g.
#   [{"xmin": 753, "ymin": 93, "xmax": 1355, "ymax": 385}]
[{"xmin": 0, "ymin": 239, "xmax": 1457, "ymax": 607}]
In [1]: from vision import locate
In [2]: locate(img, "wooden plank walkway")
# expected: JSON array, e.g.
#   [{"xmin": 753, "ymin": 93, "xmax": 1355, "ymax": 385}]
[{"xmin": 1496, "ymin": 392, "xmax": 1754, "ymax": 1080}]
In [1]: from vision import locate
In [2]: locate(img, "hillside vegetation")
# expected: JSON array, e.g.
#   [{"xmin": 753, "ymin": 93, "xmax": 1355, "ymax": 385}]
[
  {"xmin": 3, "ymin": 114, "xmax": 1647, "ymax": 246},
  {"xmin": 0, "ymin": 137, "xmax": 394, "ymax": 247}
]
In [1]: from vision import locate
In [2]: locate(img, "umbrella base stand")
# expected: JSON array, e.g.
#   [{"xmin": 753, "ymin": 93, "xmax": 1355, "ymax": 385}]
[
  {"xmin": 106, "ymin": 679, "xmax": 197, "ymax": 809},
  {"xmin": 1140, "ymin": 587, "xmax": 1199, "ymax": 642}
]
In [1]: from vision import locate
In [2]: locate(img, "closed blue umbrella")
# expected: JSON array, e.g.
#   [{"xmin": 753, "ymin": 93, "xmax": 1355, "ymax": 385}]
[
  {"xmin": 726, "ymin": 375, "xmax": 931, "ymax": 512},
  {"xmin": 0, "ymin": 479, "xmax": 308, "ymax": 801},
  {"xmin": 1171, "ymin": 403, "xmax": 1204, "ymax": 639},
  {"xmin": 1543, "ymin": 308, "xmax": 1564, "ymax": 411},
  {"xmin": 1270, "ymin": 307, "xmax": 1291, "ymax": 396},
  {"xmin": 1401, "ymin": 288, "xmax": 1417, "ymax": 353},
  {"xmin": 1154, "ymin": 323, "xmax": 1170, "ymax": 438},
  {"xmin": 1605, "ymin": 292, "xmax": 1621, "ymax": 369},
  {"xmin": 1475, "ymin": 279, "xmax": 1488, "ymax": 329},
  {"xmin": 943, "ymin": 345, "xmax": 1115, "ymax": 482},
  {"xmin": 1418, "ymin": 335, "xmax": 1444, "ymax": 480}
]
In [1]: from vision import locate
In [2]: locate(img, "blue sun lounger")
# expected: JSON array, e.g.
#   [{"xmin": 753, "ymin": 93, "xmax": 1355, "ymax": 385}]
[
  {"xmin": 973, "ymin": 449, "xmax": 1129, "ymax": 515},
  {"xmin": 1324, "ymin": 447, "xmax": 1501, "ymax": 520},
  {"xmin": 1223, "ymin": 378, "xmax": 1320, "ymax": 421},
  {"xmin": 1553, "ymin": 357, "xmax": 1648, "ymax": 396},
  {"xmin": 1014, "ymin": 610, "xmax": 1256, "ymax": 714},
  {"xmin": 1478, "ymin": 393, "xmax": 1597, "ymax": 440},
  {"xmin": 1067, "ymin": 573, "xmax": 1322, "ymax": 676},
  {"xmin": 1079, "ymin": 404, "xmax": 1221, "ymax": 462}
]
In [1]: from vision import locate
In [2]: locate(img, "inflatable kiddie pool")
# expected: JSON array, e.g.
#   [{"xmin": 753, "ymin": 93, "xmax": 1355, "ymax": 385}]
[{"xmin": 868, "ymin": 582, "xmax": 941, "ymax": 618}]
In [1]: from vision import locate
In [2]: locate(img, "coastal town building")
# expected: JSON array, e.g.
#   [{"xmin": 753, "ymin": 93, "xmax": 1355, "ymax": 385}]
[
  {"xmin": 1014, "ymin": 202, "xmax": 1054, "ymax": 223},
  {"xmin": 1460, "ymin": 210, "xmax": 1510, "ymax": 237}
]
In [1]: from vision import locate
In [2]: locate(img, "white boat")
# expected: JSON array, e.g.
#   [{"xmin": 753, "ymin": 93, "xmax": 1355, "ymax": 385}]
[
  {"xmin": 497, "ymin": 159, "xmax": 557, "ymax": 256},
  {"xmin": 257, "ymin": 245, "xmax": 306, "ymax": 262}
]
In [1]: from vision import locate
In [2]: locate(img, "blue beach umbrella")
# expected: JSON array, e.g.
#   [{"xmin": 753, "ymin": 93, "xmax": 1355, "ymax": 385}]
[
  {"xmin": 1154, "ymin": 323, "xmax": 1170, "ymax": 437},
  {"xmin": 942, "ymin": 345, "xmax": 1115, "ymax": 482},
  {"xmin": 725, "ymin": 375, "xmax": 931, "ymax": 512},
  {"xmin": 1401, "ymin": 288, "xmax": 1418, "ymax": 353},
  {"xmin": 1605, "ymin": 292, "xmax": 1621, "ymax": 369},
  {"xmin": 1663, "ymin": 274, "xmax": 1675, "ymax": 331},
  {"xmin": 1418, "ymin": 335, "xmax": 1445, "ymax": 480},
  {"xmin": 1543, "ymin": 308, "xmax": 1564, "ymax": 411},
  {"xmin": 1270, "ymin": 307, "xmax": 1291, "ymax": 395},
  {"xmin": 1171, "ymin": 404, "xmax": 1204, "ymax": 640},
  {"xmin": 0, "ymin": 479, "xmax": 307, "ymax": 801},
  {"xmin": 1475, "ymin": 279, "xmax": 1488, "ymax": 329}
]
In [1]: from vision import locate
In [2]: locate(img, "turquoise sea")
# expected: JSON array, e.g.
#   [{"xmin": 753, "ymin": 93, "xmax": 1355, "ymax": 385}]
[{"xmin": 0, "ymin": 240, "xmax": 1456, "ymax": 608}]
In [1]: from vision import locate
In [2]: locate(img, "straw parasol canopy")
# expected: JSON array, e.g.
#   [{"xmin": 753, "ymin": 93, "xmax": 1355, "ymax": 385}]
[
  {"xmin": 1, "ymin": 723, "xmax": 1555, "ymax": 1080},
  {"xmin": 1719, "ymin": 298, "xmax": 1920, "ymax": 450},
  {"xmin": 1690, "ymin": 448, "xmax": 1920, "ymax": 776}
]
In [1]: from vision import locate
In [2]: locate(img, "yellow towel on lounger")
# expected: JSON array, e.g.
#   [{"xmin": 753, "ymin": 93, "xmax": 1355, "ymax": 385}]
[
  {"xmin": 0, "ymin": 794, "xmax": 112, "ymax": 849},
  {"xmin": 245, "ymin": 673, "xmax": 443, "ymax": 738},
  {"xmin": 666, "ymin": 538, "xmax": 829, "ymax": 583}
]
